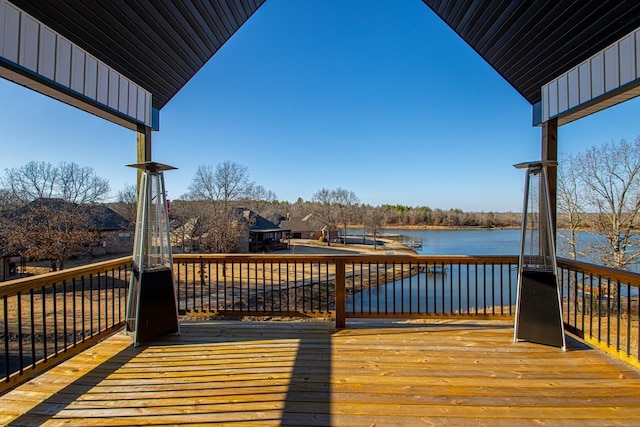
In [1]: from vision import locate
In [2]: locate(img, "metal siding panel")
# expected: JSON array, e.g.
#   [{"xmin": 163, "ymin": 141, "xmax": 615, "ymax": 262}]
[
  {"xmin": 619, "ymin": 35, "xmax": 634, "ymax": 85},
  {"xmin": 145, "ymin": 92, "xmax": 152, "ymax": 125},
  {"xmin": 541, "ymin": 84, "xmax": 549, "ymax": 122},
  {"xmin": 591, "ymin": 52, "xmax": 604, "ymax": 98},
  {"xmin": 54, "ymin": 37, "xmax": 71, "ymax": 87},
  {"xmin": 118, "ymin": 76, "xmax": 129, "ymax": 114},
  {"xmin": 38, "ymin": 26, "xmax": 56, "ymax": 80},
  {"xmin": 108, "ymin": 68, "xmax": 119, "ymax": 109},
  {"xmin": 568, "ymin": 68, "xmax": 579, "ymax": 109},
  {"xmin": 128, "ymin": 82, "xmax": 137, "ymax": 118},
  {"xmin": 0, "ymin": 1, "xmax": 4, "ymax": 56},
  {"xmin": 137, "ymin": 86, "xmax": 146, "ymax": 122},
  {"xmin": 19, "ymin": 14, "xmax": 39, "ymax": 71},
  {"xmin": 579, "ymin": 62, "xmax": 591, "ymax": 103},
  {"xmin": 548, "ymin": 80, "xmax": 558, "ymax": 117},
  {"xmin": 557, "ymin": 74, "xmax": 568, "ymax": 113},
  {"xmin": 636, "ymin": 30, "xmax": 640, "ymax": 80},
  {"xmin": 97, "ymin": 62, "xmax": 108, "ymax": 105},
  {"xmin": 604, "ymin": 45, "xmax": 619, "ymax": 92},
  {"xmin": 84, "ymin": 55, "xmax": 97, "ymax": 99},
  {"xmin": 2, "ymin": 3, "xmax": 20, "ymax": 63},
  {"xmin": 70, "ymin": 45, "xmax": 85, "ymax": 93}
]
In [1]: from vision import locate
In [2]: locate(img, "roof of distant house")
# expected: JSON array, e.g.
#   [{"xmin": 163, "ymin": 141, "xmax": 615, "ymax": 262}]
[
  {"xmin": 8, "ymin": 198, "xmax": 131, "ymax": 231},
  {"xmin": 238, "ymin": 208, "xmax": 290, "ymax": 233},
  {"xmin": 279, "ymin": 214, "xmax": 323, "ymax": 232}
]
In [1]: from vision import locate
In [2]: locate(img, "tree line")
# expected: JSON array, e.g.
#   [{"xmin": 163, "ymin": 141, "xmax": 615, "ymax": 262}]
[{"xmin": 3, "ymin": 136, "xmax": 640, "ymax": 272}]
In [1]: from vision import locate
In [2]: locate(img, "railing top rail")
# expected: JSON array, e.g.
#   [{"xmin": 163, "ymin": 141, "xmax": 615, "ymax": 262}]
[
  {"xmin": 0, "ymin": 256, "xmax": 132, "ymax": 298},
  {"xmin": 173, "ymin": 253, "xmax": 519, "ymax": 264},
  {"xmin": 558, "ymin": 257, "xmax": 640, "ymax": 287}
]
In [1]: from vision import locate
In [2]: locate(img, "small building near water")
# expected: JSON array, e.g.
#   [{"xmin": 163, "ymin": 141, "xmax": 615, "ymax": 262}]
[{"xmin": 279, "ymin": 213, "xmax": 339, "ymax": 242}]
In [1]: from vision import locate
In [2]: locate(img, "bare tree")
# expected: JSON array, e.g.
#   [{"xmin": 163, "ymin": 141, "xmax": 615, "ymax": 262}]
[
  {"xmin": 171, "ymin": 200, "xmax": 248, "ymax": 254},
  {"xmin": 182, "ymin": 162, "xmax": 266, "ymax": 253},
  {"xmin": 2, "ymin": 161, "xmax": 109, "ymax": 203},
  {"xmin": 57, "ymin": 162, "xmax": 111, "ymax": 203},
  {"xmin": 364, "ymin": 205, "xmax": 385, "ymax": 250},
  {"xmin": 110, "ymin": 183, "xmax": 138, "ymax": 225},
  {"xmin": 573, "ymin": 138, "xmax": 640, "ymax": 270},
  {"xmin": 245, "ymin": 184, "xmax": 277, "ymax": 213},
  {"xmin": 557, "ymin": 153, "xmax": 586, "ymax": 260},
  {"xmin": 1, "ymin": 161, "xmax": 58, "ymax": 201},
  {"xmin": 333, "ymin": 188, "xmax": 359, "ymax": 245},
  {"xmin": 200, "ymin": 205, "xmax": 248, "ymax": 253},
  {"xmin": 187, "ymin": 162, "xmax": 252, "ymax": 204},
  {"xmin": 0, "ymin": 189, "xmax": 20, "ymax": 215},
  {"xmin": 311, "ymin": 188, "xmax": 342, "ymax": 246}
]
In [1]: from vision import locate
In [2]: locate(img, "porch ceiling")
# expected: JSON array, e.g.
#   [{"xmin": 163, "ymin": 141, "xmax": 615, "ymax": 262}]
[
  {"xmin": 423, "ymin": 0, "xmax": 640, "ymax": 105},
  {"xmin": 7, "ymin": 0, "xmax": 266, "ymax": 110},
  {"xmin": 6, "ymin": 1, "xmax": 640, "ymax": 110}
]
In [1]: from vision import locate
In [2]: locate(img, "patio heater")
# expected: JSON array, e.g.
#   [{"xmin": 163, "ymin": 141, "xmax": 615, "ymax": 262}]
[
  {"xmin": 125, "ymin": 161, "xmax": 179, "ymax": 346},
  {"xmin": 513, "ymin": 161, "xmax": 566, "ymax": 350}
]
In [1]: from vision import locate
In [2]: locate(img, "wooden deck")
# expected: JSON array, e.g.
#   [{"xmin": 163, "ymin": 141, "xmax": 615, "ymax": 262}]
[{"xmin": 2, "ymin": 320, "xmax": 640, "ymax": 426}]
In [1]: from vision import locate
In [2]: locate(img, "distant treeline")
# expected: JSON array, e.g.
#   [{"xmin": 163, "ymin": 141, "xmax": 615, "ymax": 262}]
[
  {"xmin": 374, "ymin": 205, "xmax": 521, "ymax": 228},
  {"xmin": 253, "ymin": 200, "xmax": 523, "ymax": 229}
]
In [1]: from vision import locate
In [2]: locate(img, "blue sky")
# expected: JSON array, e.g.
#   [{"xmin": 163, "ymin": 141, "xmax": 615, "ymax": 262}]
[{"xmin": 1, "ymin": 0, "xmax": 639, "ymax": 212}]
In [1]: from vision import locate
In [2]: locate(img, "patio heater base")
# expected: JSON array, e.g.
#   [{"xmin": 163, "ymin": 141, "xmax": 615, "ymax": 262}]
[
  {"xmin": 131, "ymin": 267, "xmax": 179, "ymax": 343},
  {"xmin": 515, "ymin": 269, "xmax": 564, "ymax": 348}
]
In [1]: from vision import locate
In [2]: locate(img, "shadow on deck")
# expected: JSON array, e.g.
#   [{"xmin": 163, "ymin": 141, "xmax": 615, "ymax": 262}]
[{"xmin": 2, "ymin": 320, "xmax": 640, "ymax": 426}]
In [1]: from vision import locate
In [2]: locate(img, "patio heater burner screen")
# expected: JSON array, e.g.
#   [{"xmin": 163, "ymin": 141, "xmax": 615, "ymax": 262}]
[{"xmin": 125, "ymin": 161, "xmax": 180, "ymax": 346}]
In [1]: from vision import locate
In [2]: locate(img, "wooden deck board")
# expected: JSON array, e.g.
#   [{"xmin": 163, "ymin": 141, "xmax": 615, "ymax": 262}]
[{"xmin": 2, "ymin": 319, "xmax": 640, "ymax": 426}]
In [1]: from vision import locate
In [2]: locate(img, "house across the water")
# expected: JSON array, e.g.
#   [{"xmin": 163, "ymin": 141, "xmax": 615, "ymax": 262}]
[
  {"xmin": 279, "ymin": 213, "xmax": 339, "ymax": 242},
  {"xmin": 239, "ymin": 209, "xmax": 289, "ymax": 252}
]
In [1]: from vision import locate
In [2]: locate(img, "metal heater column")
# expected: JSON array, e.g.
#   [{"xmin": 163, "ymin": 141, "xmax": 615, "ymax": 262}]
[
  {"xmin": 513, "ymin": 161, "xmax": 566, "ymax": 350},
  {"xmin": 125, "ymin": 161, "xmax": 180, "ymax": 347}
]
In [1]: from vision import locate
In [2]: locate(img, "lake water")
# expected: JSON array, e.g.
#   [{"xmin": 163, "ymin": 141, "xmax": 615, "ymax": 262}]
[
  {"xmin": 382, "ymin": 228, "xmax": 521, "ymax": 255},
  {"xmin": 348, "ymin": 227, "xmax": 607, "ymax": 259},
  {"xmin": 344, "ymin": 228, "xmax": 638, "ymax": 313}
]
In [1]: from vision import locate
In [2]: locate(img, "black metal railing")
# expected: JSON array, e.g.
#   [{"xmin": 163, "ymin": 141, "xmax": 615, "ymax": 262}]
[
  {"xmin": 344, "ymin": 256, "xmax": 518, "ymax": 318},
  {"xmin": 174, "ymin": 255, "xmax": 336, "ymax": 317},
  {"xmin": 173, "ymin": 254, "xmax": 519, "ymax": 323},
  {"xmin": 0, "ymin": 257, "xmax": 132, "ymax": 394},
  {"xmin": 558, "ymin": 258, "xmax": 640, "ymax": 365}
]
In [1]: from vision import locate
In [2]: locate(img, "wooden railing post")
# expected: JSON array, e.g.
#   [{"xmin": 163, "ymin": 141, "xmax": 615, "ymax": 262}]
[{"xmin": 335, "ymin": 259, "xmax": 346, "ymax": 328}]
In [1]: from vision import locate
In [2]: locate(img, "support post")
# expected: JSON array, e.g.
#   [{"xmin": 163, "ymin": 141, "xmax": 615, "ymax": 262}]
[
  {"xmin": 335, "ymin": 259, "xmax": 346, "ymax": 329},
  {"xmin": 136, "ymin": 124, "xmax": 152, "ymax": 190},
  {"xmin": 541, "ymin": 118, "xmax": 558, "ymax": 240}
]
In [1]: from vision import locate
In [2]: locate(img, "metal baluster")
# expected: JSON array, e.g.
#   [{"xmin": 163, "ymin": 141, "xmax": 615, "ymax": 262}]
[
  {"xmin": 30, "ymin": 289, "xmax": 35, "ymax": 368},
  {"xmin": 17, "ymin": 292, "xmax": 23, "ymax": 374},
  {"xmin": 4, "ymin": 295, "xmax": 11, "ymax": 381}
]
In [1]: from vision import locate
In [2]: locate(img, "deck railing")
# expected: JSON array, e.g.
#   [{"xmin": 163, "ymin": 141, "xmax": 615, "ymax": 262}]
[
  {"xmin": 0, "ymin": 257, "xmax": 132, "ymax": 393},
  {"xmin": 2, "ymin": 253, "xmax": 639, "ymax": 395},
  {"xmin": 557, "ymin": 258, "xmax": 640, "ymax": 366},
  {"xmin": 173, "ymin": 254, "xmax": 520, "ymax": 325}
]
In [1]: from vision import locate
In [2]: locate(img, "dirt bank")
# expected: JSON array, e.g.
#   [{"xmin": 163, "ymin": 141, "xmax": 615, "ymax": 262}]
[{"xmin": 284, "ymin": 238, "xmax": 416, "ymax": 256}]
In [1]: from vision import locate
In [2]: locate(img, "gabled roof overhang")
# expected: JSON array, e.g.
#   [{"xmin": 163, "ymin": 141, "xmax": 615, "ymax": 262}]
[
  {"xmin": 423, "ymin": 1, "xmax": 640, "ymax": 106},
  {"xmin": 2, "ymin": 1, "xmax": 640, "ymax": 129}
]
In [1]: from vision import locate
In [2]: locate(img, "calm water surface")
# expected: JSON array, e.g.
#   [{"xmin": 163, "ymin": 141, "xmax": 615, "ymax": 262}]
[
  {"xmin": 345, "ymin": 228, "xmax": 633, "ymax": 313},
  {"xmin": 350, "ymin": 227, "xmax": 606, "ymax": 259},
  {"xmin": 383, "ymin": 228, "xmax": 520, "ymax": 255}
]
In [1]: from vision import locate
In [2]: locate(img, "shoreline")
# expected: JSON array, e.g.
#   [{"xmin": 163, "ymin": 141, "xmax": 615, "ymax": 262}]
[
  {"xmin": 286, "ymin": 238, "xmax": 417, "ymax": 256},
  {"xmin": 348, "ymin": 224, "xmax": 519, "ymax": 230}
]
